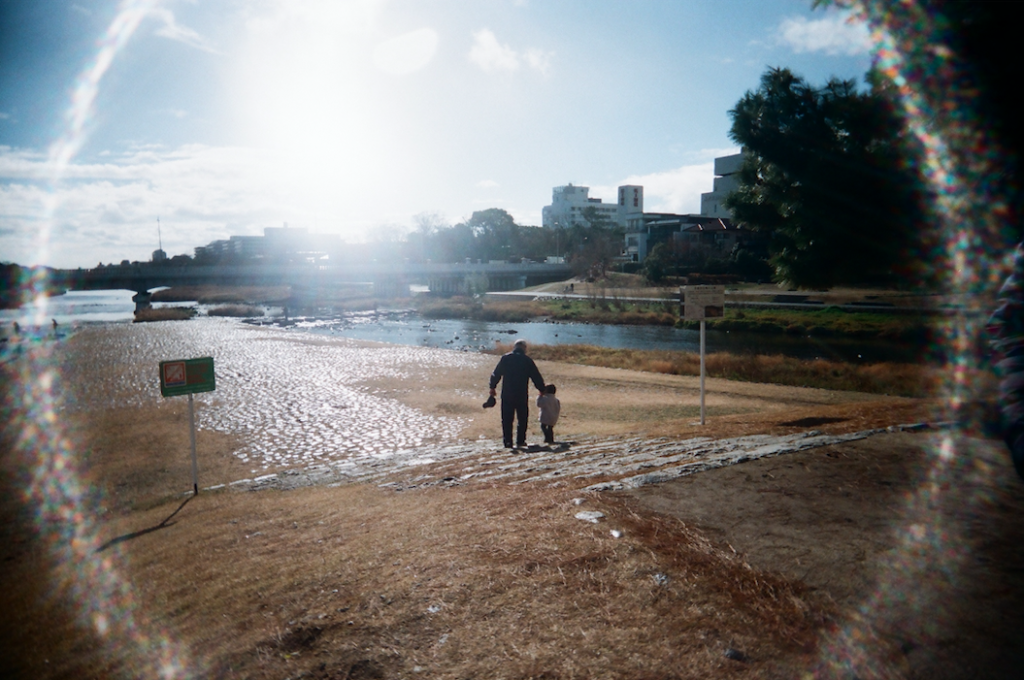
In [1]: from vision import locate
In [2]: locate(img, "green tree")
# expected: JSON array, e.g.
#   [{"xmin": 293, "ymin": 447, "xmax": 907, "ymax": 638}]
[
  {"xmin": 725, "ymin": 67, "xmax": 923, "ymax": 288},
  {"xmin": 641, "ymin": 242, "xmax": 673, "ymax": 284}
]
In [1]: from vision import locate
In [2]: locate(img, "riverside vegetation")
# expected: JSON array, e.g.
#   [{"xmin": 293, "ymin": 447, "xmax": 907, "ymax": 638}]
[{"xmin": 144, "ymin": 282, "xmax": 939, "ymax": 397}]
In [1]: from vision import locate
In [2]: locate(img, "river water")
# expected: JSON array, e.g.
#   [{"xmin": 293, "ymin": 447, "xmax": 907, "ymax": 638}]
[
  {"xmin": 0, "ymin": 290, "xmax": 920, "ymax": 363},
  {"xmin": 276, "ymin": 311, "xmax": 920, "ymax": 363}
]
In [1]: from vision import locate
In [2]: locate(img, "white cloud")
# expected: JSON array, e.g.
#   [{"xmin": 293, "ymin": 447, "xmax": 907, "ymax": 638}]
[
  {"xmin": 776, "ymin": 12, "xmax": 870, "ymax": 56},
  {"xmin": 589, "ymin": 161, "xmax": 724, "ymax": 216},
  {"xmin": 150, "ymin": 8, "xmax": 220, "ymax": 53},
  {"xmin": 0, "ymin": 145, "xmax": 354, "ymax": 267},
  {"xmin": 373, "ymin": 28, "xmax": 439, "ymax": 75},
  {"xmin": 469, "ymin": 29, "xmax": 520, "ymax": 72},
  {"xmin": 523, "ymin": 48, "xmax": 553, "ymax": 76},
  {"xmin": 476, "ymin": 179, "xmax": 499, "ymax": 189},
  {"xmin": 468, "ymin": 29, "xmax": 551, "ymax": 74}
]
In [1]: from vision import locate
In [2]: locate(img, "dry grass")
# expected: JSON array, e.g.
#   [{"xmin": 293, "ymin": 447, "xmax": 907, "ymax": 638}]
[
  {"xmin": 0, "ymin": 349, "xmax": 849, "ymax": 679},
  {"xmin": 418, "ymin": 296, "xmax": 548, "ymax": 322},
  {"xmin": 0, "ymin": 329, "xmax": 944, "ymax": 679},
  {"xmin": 492, "ymin": 343, "xmax": 931, "ymax": 397},
  {"xmin": 133, "ymin": 307, "xmax": 196, "ymax": 322},
  {"xmin": 2, "ymin": 470, "xmax": 832, "ymax": 679},
  {"xmin": 207, "ymin": 304, "xmax": 265, "ymax": 318}
]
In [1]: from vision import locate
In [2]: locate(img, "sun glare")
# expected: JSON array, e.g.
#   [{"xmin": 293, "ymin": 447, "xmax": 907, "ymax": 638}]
[{"xmin": 232, "ymin": 0, "xmax": 399, "ymax": 195}]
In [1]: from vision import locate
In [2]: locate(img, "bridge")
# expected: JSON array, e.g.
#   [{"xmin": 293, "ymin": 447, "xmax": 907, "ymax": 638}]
[{"xmin": 55, "ymin": 261, "xmax": 573, "ymax": 310}]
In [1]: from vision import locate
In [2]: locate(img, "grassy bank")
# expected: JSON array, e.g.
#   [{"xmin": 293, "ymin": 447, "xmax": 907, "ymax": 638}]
[
  {"xmin": 491, "ymin": 342, "xmax": 931, "ymax": 397},
  {"xmin": 418, "ymin": 296, "xmax": 929, "ymax": 341},
  {"xmin": 207, "ymin": 304, "xmax": 264, "ymax": 317},
  {"xmin": 133, "ymin": 307, "xmax": 196, "ymax": 322},
  {"xmin": 680, "ymin": 306, "xmax": 929, "ymax": 342}
]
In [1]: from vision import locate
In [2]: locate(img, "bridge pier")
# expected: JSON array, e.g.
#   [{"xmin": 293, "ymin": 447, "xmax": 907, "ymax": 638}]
[
  {"xmin": 372, "ymin": 277, "xmax": 409, "ymax": 298},
  {"xmin": 425, "ymin": 272, "xmax": 528, "ymax": 296},
  {"xmin": 485, "ymin": 274, "xmax": 527, "ymax": 292}
]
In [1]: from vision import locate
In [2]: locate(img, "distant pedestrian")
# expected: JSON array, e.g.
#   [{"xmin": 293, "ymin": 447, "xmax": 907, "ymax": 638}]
[
  {"xmin": 537, "ymin": 384, "xmax": 561, "ymax": 445},
  {"xmin": 488, "ymin": 339, "xmax": 545, "ymax": 448}
]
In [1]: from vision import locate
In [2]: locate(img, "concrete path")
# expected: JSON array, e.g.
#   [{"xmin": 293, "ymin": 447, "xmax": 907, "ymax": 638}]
[{"xmin": 221, "ymin": 422, "xmax": 945, "ymax": 494}]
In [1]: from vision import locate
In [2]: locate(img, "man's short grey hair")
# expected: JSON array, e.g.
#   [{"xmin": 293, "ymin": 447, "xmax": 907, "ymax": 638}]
[{"xmin": 513, "ymin": 339, "xmax": 527, "ymax": 350}]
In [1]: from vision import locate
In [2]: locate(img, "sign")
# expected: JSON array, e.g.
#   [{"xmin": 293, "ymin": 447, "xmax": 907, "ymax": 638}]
[
  {"xmin": 160, "ymin": 357, "xmax": 215, "ymax": 397},
  {"xmin": 682, "ymin": 285, "xmax": 725, "ymax": 321}
]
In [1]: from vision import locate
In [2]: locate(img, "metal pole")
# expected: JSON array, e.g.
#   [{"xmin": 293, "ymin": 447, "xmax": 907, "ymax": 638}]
[
  {"xmin": 189, "ymin": 392, "xmax": 199, "ymax": 495},
  {"xmin": 700, "ymin": 319, "xmax": 708, "ymax": 426}
]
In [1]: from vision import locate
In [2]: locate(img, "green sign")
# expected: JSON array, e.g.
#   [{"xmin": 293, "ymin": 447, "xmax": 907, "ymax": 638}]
[{"xmin": 160, "ymin": 357, "xmax": 216, "ymax": 397}]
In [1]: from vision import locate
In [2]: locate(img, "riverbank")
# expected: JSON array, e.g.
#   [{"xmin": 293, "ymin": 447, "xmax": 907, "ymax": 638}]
[
  {"xmin": 420, "ymin": 296, "xmax": 932, "ymax": 342},
  {"xmin": 3, "ymin": 322, "xmax": 1020, "ymax": 679},
  {"xmin": 148, "ymin": 280, "xmax": 938, "ymax": 342},
  {"xmin": 497, "ymin": 342, "xmax": 933, "ymax": 397}
]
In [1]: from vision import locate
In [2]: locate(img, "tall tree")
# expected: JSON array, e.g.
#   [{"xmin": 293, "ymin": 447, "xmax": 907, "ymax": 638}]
[{"xmin": 725, "ymin": 67, "xmax": 923, "ymax": 288}]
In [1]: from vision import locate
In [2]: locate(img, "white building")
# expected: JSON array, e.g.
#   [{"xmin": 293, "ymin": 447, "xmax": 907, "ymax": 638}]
[
  {"xmin": 542, "ymin": 184, "xmax": 643, "ymax": 229},
  {"xmin": 700, "ymin": 151, "xmax": 744, "ymax": 218}
]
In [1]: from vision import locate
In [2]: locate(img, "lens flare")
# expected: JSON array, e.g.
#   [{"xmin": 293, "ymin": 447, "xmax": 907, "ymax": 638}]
[
  {"xmin": 810, "ymin": 2, "xmax": 1018, "ymax": 677},
  {"xmin": 9, "ymin": 0, "xmax": 198, "ymax": 676}
]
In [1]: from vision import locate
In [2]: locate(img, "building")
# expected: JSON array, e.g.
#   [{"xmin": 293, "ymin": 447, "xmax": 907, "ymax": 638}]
[
  {"xmin": 542, "ymin": 184, "xmax": 643, "ymax": 229},
  {"xmin": 700, "ymin": 151, "xmax": 744, "ymax": 218},
  {"xmin": 623, "ymin": 215, "xmax": 744, "ymax": 263}
]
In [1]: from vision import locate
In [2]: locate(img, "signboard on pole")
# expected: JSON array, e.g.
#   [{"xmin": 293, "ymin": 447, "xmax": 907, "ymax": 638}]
[
  {"xmin": 681, "ymin": 285, "xmax": 725, "ymax": 320},
  {"xmin": 159, "ymin": 357, "xmax": 215, "ymax": 397},
  {"xmin": 159, "ymin": 357, "xmax": 215, "ymax": 495},
  {"xmin": 680, "ymin": 287, "xmax": 725, "ymax": 426}
]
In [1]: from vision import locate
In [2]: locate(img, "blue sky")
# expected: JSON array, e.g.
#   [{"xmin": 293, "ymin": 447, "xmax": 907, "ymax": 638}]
[{"xmin": 0, "ymin": 0, "xmax": 872, "ymax": 268}]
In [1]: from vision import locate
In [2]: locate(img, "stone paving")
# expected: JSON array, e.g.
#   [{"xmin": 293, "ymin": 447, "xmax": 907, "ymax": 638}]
[{"xmin": 220, "ymin": 421, "xmax": 946, "ymax": 495}]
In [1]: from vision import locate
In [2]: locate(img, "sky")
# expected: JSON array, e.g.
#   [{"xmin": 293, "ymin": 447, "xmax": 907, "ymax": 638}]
[{"xmin": 0, "ymin": 0, "xmax": 873, "ymax": 268}]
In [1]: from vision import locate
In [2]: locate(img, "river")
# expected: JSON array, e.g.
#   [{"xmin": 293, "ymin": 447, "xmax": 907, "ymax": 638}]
[{"xmin": 0, "ymin": 290, "xmax": 921, "ymax": 363}]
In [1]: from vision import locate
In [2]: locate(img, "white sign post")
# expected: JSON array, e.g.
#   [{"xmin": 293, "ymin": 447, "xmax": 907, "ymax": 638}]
[{"xmin": 681, "ymin": 285, "xmax": 725, "ymax": 425}]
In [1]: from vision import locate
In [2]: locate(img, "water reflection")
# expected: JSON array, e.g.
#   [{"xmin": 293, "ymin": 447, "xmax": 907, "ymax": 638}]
[
  {"xmin": 62, "ymin": 320, "xmax": 474, "ymax": 474},
  {"xmin": 272, "ymin": 310, "xmax": 920, "ymax": 363}
]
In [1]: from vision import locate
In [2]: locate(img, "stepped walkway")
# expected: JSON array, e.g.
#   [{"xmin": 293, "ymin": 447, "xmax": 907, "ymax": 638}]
[{"xmin": 220, "ymin": 422, "xmax": 941, "ymax": 495}]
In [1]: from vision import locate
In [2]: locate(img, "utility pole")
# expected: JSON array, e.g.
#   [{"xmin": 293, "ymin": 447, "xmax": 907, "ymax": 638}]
[{"xmin": 157, "ymin": 217, "xmax": 163, "ymax": 251}]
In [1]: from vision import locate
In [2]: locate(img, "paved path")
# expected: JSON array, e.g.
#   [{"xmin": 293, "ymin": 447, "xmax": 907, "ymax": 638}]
[{"xmin": 219, "ymin": 422, "xmax": 944, "ymax": 495}]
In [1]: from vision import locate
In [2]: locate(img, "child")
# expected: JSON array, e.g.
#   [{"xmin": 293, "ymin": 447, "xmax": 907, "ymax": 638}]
[{"xmin": 537, "ymin": 384, "xmax": 561, "ymax": 445}]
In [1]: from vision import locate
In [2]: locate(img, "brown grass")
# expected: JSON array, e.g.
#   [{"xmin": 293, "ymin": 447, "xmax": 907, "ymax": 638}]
[
  {"xmin": 207, "ymin": 304, "xmax": 265, "ymax": 318},
  {"xmin": 491, "ymin": 342, "xmax": 931, "ymax": 397},
  {"xmin": 0, "ymin": 344, "xmax": 848, "ymax": 680},
  {"xmin": 418, "ymin": 296, "xmax": 548, "ymax": 322},
  {"xmin": 133, "ymin": 307, "xmax": 196, "ymax": 322},
  {"xmin": 1, "ymin": 445, "xmax": 832, "ymax": 679}
]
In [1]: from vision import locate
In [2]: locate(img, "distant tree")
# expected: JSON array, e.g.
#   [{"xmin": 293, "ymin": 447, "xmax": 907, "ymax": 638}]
[
  {"xmin": 466, "ymin": 208, "xmax": 520, "ymax": 261},
  {"xmin": 580, "ymin": 206, "xmax": 615, "ymax": 231},
  {"xmin": 405, "ymin": 212, "xmax": 450, "ymax": 262},
  {"xmin": 725, "ymin": 67, "xmax": 924, "ymax": 288},
  {"xmin": 641, "ymin": 243, "xmax": 673, "ymax": 284},
  {"xmin": 570, "ymin": 225, "xmax": 622, "ymax": 281}
]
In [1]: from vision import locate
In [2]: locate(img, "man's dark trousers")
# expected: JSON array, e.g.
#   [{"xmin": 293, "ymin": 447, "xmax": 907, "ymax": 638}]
[{"xmin": 502, "ymin": 397, "xmax": 529, "ymax": 447}]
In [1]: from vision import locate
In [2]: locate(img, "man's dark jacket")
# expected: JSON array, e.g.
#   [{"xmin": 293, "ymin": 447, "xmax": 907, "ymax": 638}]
[{"xmin": 489, "ymin": 348, "xmax": 545, "ymax": 400}]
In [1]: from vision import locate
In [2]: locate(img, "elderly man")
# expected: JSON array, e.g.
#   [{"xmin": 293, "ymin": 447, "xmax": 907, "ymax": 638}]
[{"xmin": 489, "ymin": 339, "xmax": 545, "ymax": 448}]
